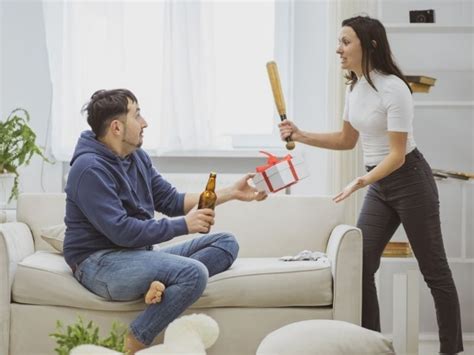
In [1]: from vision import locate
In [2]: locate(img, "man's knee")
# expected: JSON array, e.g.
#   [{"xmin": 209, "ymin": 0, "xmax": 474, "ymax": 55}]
[
  {"xmin": 179, "ymin": 259, "xmax": 209, "ymax": 294},
  {"xmin": 218, "ymin": 233, "xmax": 239, "ymax": 261}
]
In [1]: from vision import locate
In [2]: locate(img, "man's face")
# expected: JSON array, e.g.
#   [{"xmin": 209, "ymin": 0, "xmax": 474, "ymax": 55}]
[{"xmin": 121, "ymin": 99, "xmax": 148, "ymax": 151}]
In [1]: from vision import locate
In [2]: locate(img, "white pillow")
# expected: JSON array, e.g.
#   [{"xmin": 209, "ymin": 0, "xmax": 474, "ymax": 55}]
[
  {"xmin": 257, "ymin": 320, "xmax": 394, "ymax": 355},
  {"xmin": 40, "ymin": 224, "xmax": 66, "ymax": 253}
]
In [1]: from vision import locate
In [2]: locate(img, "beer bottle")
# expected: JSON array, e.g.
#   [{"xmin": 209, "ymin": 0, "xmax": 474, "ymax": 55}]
[{"xmin": 198, "ymin": 172, "xmax": 217, "ymax": 210}]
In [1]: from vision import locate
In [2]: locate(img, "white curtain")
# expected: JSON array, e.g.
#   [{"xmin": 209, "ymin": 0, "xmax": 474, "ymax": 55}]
[
  {"xmin": 159, "ymin": 1, "xmax": 220, "ymax": 153},
  {"xmin": 42, "ymin": 0, "xmax": 217, "ymax": 161},
  {"xmin": 327, "ymin": 0, "xmax": 377, "ymax": 224}
]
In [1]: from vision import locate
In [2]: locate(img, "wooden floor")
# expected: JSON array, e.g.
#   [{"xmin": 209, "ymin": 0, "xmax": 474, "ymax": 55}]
[
  {"xmin": 383, "ymin": 334, "xmax": 473, "ymax": 355},
  {"xmin": 419, "ymin": 341, "xmax": 473, "ymax": 355}
]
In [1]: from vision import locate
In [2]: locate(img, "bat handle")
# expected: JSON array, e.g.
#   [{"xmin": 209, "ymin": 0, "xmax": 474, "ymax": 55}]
[{"xmin": 279, "ymin": 114, "xmax": 295, "ymax": 150}]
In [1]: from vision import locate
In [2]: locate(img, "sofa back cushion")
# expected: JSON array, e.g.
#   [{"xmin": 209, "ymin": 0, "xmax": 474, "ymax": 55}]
[
  {"xmin": 160, "ymin": 196, "xmax": 346, "ymax": 257},
  {"xmin": 40, "ymin": 224, "xmax": 66, "ymax": 252},
  {"xmin": 17, "ymin": 193, "xmax": 346, "ymax": 257},
  {"xmin": 212, "ymin": 195, "xmax": 345, "ymax": 257}
]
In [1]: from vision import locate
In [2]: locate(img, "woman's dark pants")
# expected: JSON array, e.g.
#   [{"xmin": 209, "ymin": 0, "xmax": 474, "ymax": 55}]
[{"xmin": 357, "ymin": 148, "xmax": 463, "ymax": 354}]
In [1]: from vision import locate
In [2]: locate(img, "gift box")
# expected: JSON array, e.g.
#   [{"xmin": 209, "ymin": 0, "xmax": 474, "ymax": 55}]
[{"xmin": 253, "ymin": 151, "xmax": 309, "ymax": 193}]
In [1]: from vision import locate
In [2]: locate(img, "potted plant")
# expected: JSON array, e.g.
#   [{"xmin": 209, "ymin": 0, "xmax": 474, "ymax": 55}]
[
  {"xmin": 50, "ymin": 317, "xmax": 127, "ymax": 355},
  {"xmin": 0, "ymin": 108, "xmax": 50, "ymax": 204}
]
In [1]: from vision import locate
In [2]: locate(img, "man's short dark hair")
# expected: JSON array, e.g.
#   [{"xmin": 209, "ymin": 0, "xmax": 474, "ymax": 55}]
[{"xmin": 82, "ymin": 89, "xmax": 138, "ymax": 138}]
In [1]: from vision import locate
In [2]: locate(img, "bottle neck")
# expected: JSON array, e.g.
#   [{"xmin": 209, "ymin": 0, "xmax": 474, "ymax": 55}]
[{"xmin": 206, "ymin": 177, "xmax": 216, "ymax": 191}]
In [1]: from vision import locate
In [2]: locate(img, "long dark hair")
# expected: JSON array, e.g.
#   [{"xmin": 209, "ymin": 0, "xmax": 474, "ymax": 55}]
[
  {"xmin": 342, "ymin": 16, "xmax": 412, "ymax": 93},
  {"xmin": 82, "ymin": 89, "xmax": 138, "ymax": 138}
]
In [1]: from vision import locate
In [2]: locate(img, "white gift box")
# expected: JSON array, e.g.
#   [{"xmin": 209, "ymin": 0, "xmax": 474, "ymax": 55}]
[{"xmin": 253, "ymin": 155, "xmax": 309, "ymax": 193}]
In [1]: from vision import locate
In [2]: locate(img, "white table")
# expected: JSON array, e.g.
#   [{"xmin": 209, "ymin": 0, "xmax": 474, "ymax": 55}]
[
  {"xmin": 392, "ymin": 269, "xmax": 419, "ymax": 355},
  {"xmin": 375, "ymin": 259, "xmax": 419, "ymax": 355}
]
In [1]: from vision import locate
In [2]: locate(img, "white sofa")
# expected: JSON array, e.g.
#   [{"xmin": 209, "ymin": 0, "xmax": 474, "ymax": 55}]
[{"xmin": 0, "ymin": 193, "xmax": 362, "ymax": 355}]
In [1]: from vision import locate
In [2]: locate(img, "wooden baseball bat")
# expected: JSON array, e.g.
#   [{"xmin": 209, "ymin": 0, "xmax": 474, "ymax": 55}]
[{"xmin": 266, "ymin": 61, "xmax": 295, "ymax": 150}]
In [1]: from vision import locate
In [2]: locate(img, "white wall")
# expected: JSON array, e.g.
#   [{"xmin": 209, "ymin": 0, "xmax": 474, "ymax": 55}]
[{"xmin": 0, "ymin": 0, "xmax": 62, "ymax": 200}]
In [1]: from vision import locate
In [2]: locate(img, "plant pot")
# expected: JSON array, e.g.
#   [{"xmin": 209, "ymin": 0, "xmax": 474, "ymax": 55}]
[{"xmin": 0, "ymin": 173, "xmax": 16, "ymax": 209}]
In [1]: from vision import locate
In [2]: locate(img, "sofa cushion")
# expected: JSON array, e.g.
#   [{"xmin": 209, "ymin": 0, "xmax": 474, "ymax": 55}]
[
  {"xmin": 194, "ymin": 257, "xmax": 332, "ymax": 308},
  {"xmin": 12, "ymin": 251, "xmax": 333, "ymax": 310},
  {"xmin": 257, "ymin": 320, "xmax": 395, "ymax": 355},
  {"xmin": 40, "ymin": 224, "xmax": 66, "ymax": 252},
  {"xmin": 12, "ymin": 251, "xmax": 144, "ymax": 311}
]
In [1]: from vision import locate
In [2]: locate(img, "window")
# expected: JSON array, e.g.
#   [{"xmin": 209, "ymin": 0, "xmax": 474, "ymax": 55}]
[
  {"xmin": 216, "ymin": 1, "xmax": 293, "ymax": 149},
  {"xmin": 213, "ymin": 1, "xmax": 275, "ymax": 137},
  {"xmin": 43, "ymin": 1, "xmax": 291, "ymax": 159}
]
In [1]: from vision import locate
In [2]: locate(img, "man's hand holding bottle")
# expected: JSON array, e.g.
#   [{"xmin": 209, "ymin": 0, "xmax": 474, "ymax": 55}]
[{"xmin": 185, "ymin": 208, "xmax": 215, "ymax": 234}]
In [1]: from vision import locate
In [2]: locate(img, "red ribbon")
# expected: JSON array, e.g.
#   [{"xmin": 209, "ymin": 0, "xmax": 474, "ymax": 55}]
[
  {"xmin": 256, "ymin": 151, "xmax": 299, "ymax": 192},
  {"xmin": 255, "ymin": 151, "xmax": 281, "ymax": 172}
]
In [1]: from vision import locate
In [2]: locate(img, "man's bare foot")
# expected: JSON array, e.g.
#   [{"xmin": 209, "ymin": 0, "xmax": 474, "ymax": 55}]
[
  {"xmin": 145, "ymin": 281, "xmax": 166, "ymax": 304},
  {"xmin": 124, "ymin": 331, "xmax": 146, "ymax": 355}
]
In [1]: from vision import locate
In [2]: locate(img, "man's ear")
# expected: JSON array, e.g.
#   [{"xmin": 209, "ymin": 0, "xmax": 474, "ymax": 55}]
[{"xmin": 109, "ymin": 119, "xmax": 123, "ymax": 136}]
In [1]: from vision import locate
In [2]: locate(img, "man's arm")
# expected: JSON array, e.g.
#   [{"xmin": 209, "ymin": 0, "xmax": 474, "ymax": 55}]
[
  {"xmin": 183, "ymin": 173, "xmax": 266, "ymax": 214},
  {"xmin": 182, "ymin": 188, "xmax": 234, "ymax": 213},
  {"xmin": 183, "ymin": 193, "xmax": 200, "ymax": 213},
  {"xmin": 75, "ymin": 166, "xmax": 188, "ymax": 247}
]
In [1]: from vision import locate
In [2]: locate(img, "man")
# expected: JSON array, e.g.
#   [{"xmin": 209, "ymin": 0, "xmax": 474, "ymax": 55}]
[{"xmin": 63, "ymin": 89, "xmax": 266, "ymax": 354}]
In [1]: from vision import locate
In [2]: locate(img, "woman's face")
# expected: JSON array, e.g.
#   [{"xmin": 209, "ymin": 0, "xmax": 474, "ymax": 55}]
[{"xmin": 336, "ymin": 26, "xmax": 363, "ymax": 75}]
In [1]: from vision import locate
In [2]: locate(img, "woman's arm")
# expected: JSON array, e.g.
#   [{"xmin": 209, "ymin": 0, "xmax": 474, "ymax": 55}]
[
  {"xmin": 182, "ymin": 173, "xmax": 267, "ymax": 213},
  {"xmin": 279, "ymin": 120, "xmax": 359, "ymax": 150},
  {"xmin": 362, "ymin": 131, "xmax": 407, "ymax": 185},
  {"xmin": 333, "ymin": 131, "xmax": 407, "ymax": 203}
]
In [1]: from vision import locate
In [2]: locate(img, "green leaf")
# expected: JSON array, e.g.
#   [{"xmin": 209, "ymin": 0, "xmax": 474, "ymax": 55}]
[
  {"xmin": 0, "ymin": 108, "xmax": 53, "ymax": 202},
  {"xmin": 49, "ymin": 316, "xmax": 127, "ymax": 354}
]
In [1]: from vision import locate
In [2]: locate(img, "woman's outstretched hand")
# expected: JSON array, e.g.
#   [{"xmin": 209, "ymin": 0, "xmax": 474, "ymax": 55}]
[{"xmin": 333, "ymin": 177, "xmax": 367, "ymax": 203}]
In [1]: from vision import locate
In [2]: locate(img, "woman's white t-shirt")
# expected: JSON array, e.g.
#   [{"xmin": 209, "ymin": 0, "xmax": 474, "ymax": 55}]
[{"xmin": 343, "ymin": 70, "xmax": 417, "ymax": 166}]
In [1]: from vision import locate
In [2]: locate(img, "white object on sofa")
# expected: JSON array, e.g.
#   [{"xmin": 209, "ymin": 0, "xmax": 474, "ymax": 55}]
[
  {"xmin": 0, "ymin": 193, "xmax": 362, "ymax": 355},
  {"xmin": 71, "ymin": 313, "xmax": 219, "ymax": 355},
  {"xmin": 256, "ymin": 320, "xmax": 395, "ymax": 355}
]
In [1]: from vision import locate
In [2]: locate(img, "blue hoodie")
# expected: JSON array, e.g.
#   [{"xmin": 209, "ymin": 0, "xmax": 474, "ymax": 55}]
[{"xmin": 63, "ymin": 131, "xmax": 188, "ymax": 270}]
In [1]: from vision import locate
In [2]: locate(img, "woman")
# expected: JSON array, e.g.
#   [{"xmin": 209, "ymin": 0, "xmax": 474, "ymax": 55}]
[{"xmin": 279, "ymin": 16, "xmax": 463, "ymax": 355}]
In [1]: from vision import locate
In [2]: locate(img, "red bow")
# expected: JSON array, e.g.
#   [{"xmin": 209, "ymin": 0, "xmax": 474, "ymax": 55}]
[{"xmin": 256, "ymin": 151, "xmax": 292, "ymax": 172}]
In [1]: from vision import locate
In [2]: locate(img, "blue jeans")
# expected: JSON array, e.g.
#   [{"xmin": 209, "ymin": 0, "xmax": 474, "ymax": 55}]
[{"xmin": 73, "ymin": 233, "xmax": 239, "ymax": 345}]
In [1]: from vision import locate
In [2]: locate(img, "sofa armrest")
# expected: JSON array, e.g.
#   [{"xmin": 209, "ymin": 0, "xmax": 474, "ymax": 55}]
[
  {"xmin": 326, "ymin": 224, "xmax": 362, "ymax": 325},
  {"xmin": 0, "ymin": 222, "xmax": 35, "ymax": 355}
]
